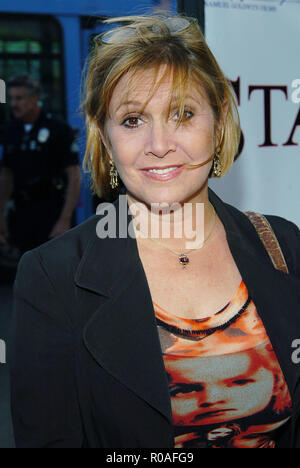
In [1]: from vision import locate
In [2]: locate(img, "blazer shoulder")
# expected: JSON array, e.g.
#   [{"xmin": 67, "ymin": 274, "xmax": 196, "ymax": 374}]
[
  {"xmin": 13, "ymin": 214, "xmax": 103, "ymax": 327},
  {"xmin": 19, "ymin": 214, "xmax": 101, "ymax": 283},
  {"xmin": 260, "ymin": 213, "xmax": 300, "ymax": 246},
  {"xmin": 258, "ymin": 213, "xmax": 300, "ymax": 276},
  {"xmin": 223, "ymin": 197, "xmax": 300, "ymax": 276},
  {"xmin": 36, "ymin": 213, "xmax": 100, "ymax": 255},
  {"xmin": 225, "ymin": 198, "xmax": 300, "ymax": 250}
]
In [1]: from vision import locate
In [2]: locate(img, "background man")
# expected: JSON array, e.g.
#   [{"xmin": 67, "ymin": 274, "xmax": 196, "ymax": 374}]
[{"xmin": 0, "ymin": 74, "xmax": 81, "ymax": 255}]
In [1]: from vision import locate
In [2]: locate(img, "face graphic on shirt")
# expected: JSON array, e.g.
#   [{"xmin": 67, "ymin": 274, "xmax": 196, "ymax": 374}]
[{"xmin": 166, "ymin": 347, "xmax": 274, "ymax": 426}]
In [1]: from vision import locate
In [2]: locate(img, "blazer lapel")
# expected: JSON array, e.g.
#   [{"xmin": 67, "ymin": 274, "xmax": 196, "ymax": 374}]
[
  {"xmin": 76, "ymin": 188, "xmax": 300, "ymax": 425},
  {"xmin": 76, "ymin": 197, "xmax": 173, "ymax": 424}
]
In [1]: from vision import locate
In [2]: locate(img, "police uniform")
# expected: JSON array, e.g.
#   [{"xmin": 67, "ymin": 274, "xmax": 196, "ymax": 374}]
[{"xmin": 1, "ymin": 109, "xmax": 79, "ymax": 254}]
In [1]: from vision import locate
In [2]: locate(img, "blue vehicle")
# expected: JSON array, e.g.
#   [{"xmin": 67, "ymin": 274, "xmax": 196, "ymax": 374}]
[{"xmin": 0, "ymin": 0, "xmax": 203, "ymax": 222}]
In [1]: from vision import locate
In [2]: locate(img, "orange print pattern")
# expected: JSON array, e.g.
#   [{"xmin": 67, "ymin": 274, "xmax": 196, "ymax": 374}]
[{"xmin": 154, "ymin": 280, "xmax": 292, "ymax": 448}]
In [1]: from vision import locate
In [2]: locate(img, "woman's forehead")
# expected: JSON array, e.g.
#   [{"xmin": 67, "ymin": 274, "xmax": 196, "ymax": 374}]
[{"xmin": 110, "ymin": 67, "xmax": 205, "ymax": 111}]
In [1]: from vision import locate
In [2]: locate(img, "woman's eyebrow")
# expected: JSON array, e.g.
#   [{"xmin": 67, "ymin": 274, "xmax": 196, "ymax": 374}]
[
  {"xmin": 116, "ymin": 94, "xmax": 201, "ymax": 113},
  {"xmin": 116, "ymin": 100, "xmax": 142, "ymax": 112}
]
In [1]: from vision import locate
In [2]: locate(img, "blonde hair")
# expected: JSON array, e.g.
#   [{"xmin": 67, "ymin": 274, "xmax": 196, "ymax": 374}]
[{"xmin": 81, "ymin": 13, "xmax": 240, "ymax": 199}]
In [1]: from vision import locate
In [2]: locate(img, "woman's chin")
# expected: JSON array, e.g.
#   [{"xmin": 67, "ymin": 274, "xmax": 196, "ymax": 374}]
[{"xmin": 131, "ymin": 187, "xmax": 183, "ymax": 203}]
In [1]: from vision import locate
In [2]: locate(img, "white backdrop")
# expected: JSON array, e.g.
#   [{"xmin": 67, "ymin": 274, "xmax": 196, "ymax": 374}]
[{"xmin": 205, "ymin": 0, "xmax": 300, "ymax": 227}]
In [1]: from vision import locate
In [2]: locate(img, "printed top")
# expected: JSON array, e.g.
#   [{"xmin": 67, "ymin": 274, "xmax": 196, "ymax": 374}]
[{"xmin": 153, "ymin": 280, "xmax": 292, "ymax": 448}]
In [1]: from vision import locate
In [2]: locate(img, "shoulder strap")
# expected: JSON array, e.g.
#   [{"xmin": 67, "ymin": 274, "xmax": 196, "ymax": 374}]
[{"xmin": 244, "ymin": 210, "xmax": 289, "ymax": 274}]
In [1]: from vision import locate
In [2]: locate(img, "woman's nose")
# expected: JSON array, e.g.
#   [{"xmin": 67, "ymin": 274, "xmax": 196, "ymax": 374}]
[{"xmin": 144, "ymin": 120, "xmax": 176, "ymax": 158}]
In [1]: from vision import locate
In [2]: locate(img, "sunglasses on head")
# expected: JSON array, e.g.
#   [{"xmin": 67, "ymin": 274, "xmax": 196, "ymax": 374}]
[{"xmin": 94, "ymin": 16, "xmax": 197, "ymax": 46}]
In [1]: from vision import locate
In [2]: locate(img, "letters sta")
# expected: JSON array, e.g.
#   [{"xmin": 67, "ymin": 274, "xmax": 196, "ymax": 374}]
[{"xmin": 232, "ymin": 77, "xmax": 300, "ymax": 156}]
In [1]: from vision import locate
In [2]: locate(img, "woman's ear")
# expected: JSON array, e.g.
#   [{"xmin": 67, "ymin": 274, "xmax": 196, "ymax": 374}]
[
  {"xmin": 97, "ymin": 122, "xmax": 111, "ymax": 155},
  {"xmin": 215, "ymin": 100, "xmax": 229, "ymax": 149}
]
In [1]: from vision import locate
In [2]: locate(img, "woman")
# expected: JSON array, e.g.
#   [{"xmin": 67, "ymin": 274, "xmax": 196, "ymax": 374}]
[{"xmin": 10, "ymin": 14, "xmax": 300, "ymax": 448}]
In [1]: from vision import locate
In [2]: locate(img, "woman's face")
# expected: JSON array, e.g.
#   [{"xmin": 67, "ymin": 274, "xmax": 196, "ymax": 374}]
[{"xmin": 102, "ymin": 65, "xmax": 217, "ymax": 207}]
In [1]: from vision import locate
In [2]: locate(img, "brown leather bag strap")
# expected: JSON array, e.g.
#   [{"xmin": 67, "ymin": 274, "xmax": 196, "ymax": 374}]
[{"xmin": 244, "ymin": 210, "xmax": 289, "ymax": 274}]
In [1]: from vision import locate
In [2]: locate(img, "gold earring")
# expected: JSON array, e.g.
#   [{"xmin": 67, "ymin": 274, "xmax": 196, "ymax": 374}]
[
  {"xmin": 213, "ymin": 150, "xmax": 222, "ymax": 177},
  {"xmin": 109, "ymin": 159, "xmax": 119, "ymax": 189}
]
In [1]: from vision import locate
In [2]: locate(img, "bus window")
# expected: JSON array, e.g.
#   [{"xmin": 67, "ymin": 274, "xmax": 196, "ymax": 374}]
[{"xmin": 0, "ymin": 14, "xmax": 65, "ymax": 144}]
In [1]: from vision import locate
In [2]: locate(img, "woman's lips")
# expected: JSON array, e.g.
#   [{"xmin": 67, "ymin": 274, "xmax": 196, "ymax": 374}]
[{"xmin": 140, "ymin": 165, "xmax": 184, "ymax": 181}]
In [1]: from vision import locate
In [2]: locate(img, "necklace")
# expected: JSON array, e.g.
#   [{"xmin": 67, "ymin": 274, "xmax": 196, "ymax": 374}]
[
  {"xmin": 147, "ymin": 205, "xmax": 217, "ymax": 269},
  {"xmin": 155, "ymin": 294, "xmax": 251, "ymax": 340}
]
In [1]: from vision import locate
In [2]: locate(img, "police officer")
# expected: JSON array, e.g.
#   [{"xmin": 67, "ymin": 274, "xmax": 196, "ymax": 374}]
[{"xmin": 0, "ymin": 74, "xmax": 81, "ymax": 254}]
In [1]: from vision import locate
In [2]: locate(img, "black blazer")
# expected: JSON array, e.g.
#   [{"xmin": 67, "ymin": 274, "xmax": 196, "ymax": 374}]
[{"xmin": 9, "ymin": 187, "xmax": 300, "ymax": 448}]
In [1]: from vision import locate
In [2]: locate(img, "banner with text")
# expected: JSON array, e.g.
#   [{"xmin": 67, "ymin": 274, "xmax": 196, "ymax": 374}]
[{"xmin": 206, "ymin": 0, "xmax": 300, "ymax": 227}]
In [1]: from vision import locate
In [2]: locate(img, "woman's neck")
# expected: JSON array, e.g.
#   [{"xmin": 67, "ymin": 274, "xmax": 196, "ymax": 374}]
[{"xmin": 126, "ymin": 185, "xmax": 217, "ymax": 252}]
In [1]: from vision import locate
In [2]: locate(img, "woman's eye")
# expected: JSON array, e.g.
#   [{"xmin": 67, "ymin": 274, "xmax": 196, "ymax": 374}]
[
  {"xmin": 173, "ymin": 109, "xmax": 193, "ymax": 122},
  {"xmin": 122, "ymin": 116, "xmax": 142, "ymax": 128},
  {"xmin": 121, "ymin": 109, "xmax": 193, "ymax": 129}
]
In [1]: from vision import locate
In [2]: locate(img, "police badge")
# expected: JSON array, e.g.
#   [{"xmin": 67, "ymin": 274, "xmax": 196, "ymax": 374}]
[{"xmin": 37, "ymin": 128, "xmax": 50, "ymax": 143}]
